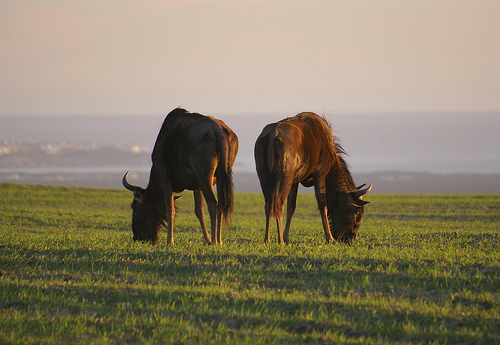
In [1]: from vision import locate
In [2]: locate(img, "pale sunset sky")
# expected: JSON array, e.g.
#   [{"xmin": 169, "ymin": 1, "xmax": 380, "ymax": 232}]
[{"xmin": 1, "ymin": 0, "xmax": 499, "ymax": 116}]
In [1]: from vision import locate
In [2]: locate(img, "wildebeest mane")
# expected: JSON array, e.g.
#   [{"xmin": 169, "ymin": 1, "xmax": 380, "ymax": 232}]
[{"xmin": 327, "ymin": 140, "xmax": 357, "ymax": 193}]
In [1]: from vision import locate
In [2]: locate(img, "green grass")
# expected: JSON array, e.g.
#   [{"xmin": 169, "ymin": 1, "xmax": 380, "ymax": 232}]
[{"xmin": 0, "ymin": 183, "xmax": 498, "ymax": 344}]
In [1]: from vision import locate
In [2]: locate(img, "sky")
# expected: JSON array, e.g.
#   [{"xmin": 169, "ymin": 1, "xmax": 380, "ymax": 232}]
[{"xmin": 1, "ymin": 0, "xmax": 499, "ymax": 116}]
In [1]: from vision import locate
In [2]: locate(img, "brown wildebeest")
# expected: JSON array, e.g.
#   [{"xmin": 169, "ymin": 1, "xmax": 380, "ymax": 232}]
[
  {"xmin": 254, "ymin": 112, "xmax": 371, "ymax": 244},
  {"xmin": 122, "ymin": 108, "xmax": 238, "ymax": 245}
]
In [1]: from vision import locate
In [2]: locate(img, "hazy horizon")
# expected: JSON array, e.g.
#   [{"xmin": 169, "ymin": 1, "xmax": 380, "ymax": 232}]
[{"xmin": 1, "ymin": 112, "xmax": 499, "ymax": 175}]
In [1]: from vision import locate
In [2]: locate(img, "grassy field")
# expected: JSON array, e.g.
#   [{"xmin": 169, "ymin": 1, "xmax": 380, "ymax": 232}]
[{"xmin": 0, "ymin": 183, "xmax": 498, "ymax": 344}]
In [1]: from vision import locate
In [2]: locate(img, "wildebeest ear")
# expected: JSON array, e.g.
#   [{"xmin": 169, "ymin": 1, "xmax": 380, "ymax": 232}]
[
  {"xmin": 353, "ymin": 197, "xmax": 370, "ymax": 207},
  {"xmin": 347, "ymin": 184, "xmax": 372, "ymax": 206},
  {"xmin": 133, "ymin": 190, "xmax": 144, "ymax": 204},
  {"xmin": 355, "ymin": 184, "xmax": 372, "ymax": 198},
  {"xmin": 347, "ymin": 193, "xmax": 370, "ymax": 207},
  {"xmin": 353, "ymin": 184, "xmax": 372, "ymax": 206}
]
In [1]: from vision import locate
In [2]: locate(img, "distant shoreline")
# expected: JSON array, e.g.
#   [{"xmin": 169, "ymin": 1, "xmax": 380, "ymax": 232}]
[
  {"xmin": 2, "ymin": 170, "xmax": 499, "ymax": 194},
  {"xmin": 2, "ymin": 112, "xmax": 500, "ymax": 175},
  {"xmin": 1, "ymin": 140, "xmax": 499, "ymax": 194},
  {"xmin": 0, "ymin": 135, "xmax": 500, "ymax": 194}
]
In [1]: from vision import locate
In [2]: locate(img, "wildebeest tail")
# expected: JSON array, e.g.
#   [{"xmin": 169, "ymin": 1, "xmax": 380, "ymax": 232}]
[
  {"xmin": 216, "ymin": 128, "xmax": 235, "ymax": 224},
  {"xmin": 264, "ymin": 135, "xmax": 286, "ymax": 219}
]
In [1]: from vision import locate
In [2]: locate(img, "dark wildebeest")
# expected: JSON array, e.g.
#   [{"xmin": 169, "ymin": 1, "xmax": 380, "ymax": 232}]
[
  {"xmin": 254, "ymin": 112, "xmax": 371, "ymax": 244},
  {"xmin": 122, "ymin": 108, "xmax": 238, "ymax": 245}
]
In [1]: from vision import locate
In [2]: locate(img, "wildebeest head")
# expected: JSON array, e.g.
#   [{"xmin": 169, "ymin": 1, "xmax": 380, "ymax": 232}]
[
  {"xmin": 326, "ymin": 182, "xmax": 372, "ymax": 243},
  {"xmin": 122, "ymin": 171, "xmax": 164, "ymax": 244},
  {"xmin": 325, "ymin": 143, "xmax": 372, "ymax": 244}
]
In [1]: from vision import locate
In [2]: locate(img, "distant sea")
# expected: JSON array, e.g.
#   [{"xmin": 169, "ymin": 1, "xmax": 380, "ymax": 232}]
[
  {"xmin": 1, "ymin": 112, "xmax": 499, "ymax": 193},
  {"xmin": 2, "ymin": 112, "xmax": 499, "ymax": 173}
]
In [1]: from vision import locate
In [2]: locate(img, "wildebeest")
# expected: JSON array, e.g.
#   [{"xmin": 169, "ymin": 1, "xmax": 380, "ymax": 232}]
[
  {"xmin": 254, "ymin": 112, "xmax": 371, "ymax": 244},
  {"xmin": 122, "ymin": 108, "xmax": 238, "ymax": 245}
]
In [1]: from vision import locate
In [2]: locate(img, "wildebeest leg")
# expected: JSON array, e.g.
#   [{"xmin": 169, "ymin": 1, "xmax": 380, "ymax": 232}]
[
  {"xmin": 264, "ymin": 213, "xmax": 271, "ymax": 243},
  {"xmin": 276, "ymin": 195, "xmax": 286, "ymax": 244},
  {"xmin": 276, "ymin": 217, "xmax": 284, "ymax": 244},
  {"xmin": 283, "ymin": 183, "xmax": 299, "ymax": 244},
  {"xmin": 264, "ymin": 193, "xmax": 285, "ymax": 244},
  {"xmin": 163, "ymin": 186, "xmax": 175, "ymax": 246},
  {"xmin": 200, "ymin": 184, "xmax": 218, "ymax": 245},
  {"xmin": 275, "ymin": 186, "xmax": 290, "ymax": 244},
  {"xmin": 194, "ymin": 190, "xmax": 211, "ymax": 244},
  {"xmin": 313, "ymin": 174, "xmax": 334, "ymax": 243},
  {"xmin": 216, "ymin": 206, "xmax": 223, "ymax": 245},
  {"xmin": 263, "ymin": 196, "xmax": 273, "ymax": 243}
]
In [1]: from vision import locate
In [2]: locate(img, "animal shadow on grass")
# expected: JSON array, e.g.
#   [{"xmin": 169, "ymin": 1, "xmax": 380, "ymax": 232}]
[{"xmin": 3, "ymin": 245, "xmax": 497, "ymax": 343}]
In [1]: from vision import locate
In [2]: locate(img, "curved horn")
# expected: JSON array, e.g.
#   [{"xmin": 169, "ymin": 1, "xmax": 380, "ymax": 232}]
[
  {"xmin": 354, "ymin": 184, "xmax": 372, "ymax": 199},
  {"xmin": 357, "ymin": 183, "xmax": 366, "ymax": 190},
  {"xmin": 122, "ymin": 171, "xmax": 139, "ymax": 191}
]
